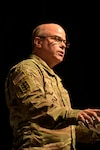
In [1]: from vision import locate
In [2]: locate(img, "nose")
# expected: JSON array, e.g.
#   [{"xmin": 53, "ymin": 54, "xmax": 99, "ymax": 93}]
[
  {"xmin": 60, "ymin": 45, "xmax": 66, "ymax": 51},
  {"xmin": 60, "ymin": 41, "xmax": 66, "ymax": 49}
]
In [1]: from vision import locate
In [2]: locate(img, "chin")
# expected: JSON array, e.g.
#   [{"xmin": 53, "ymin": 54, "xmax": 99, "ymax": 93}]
[
  {"xmin": 58, "ymin": 56, "xmax": 64, "ymax": 62},
  {"xmin": 56, "ymin": 58, "xmax": 63, "ymax": 64},
  {"xmin": 54, "ymin": 56, "xmax": 64, "ymax": 64}
]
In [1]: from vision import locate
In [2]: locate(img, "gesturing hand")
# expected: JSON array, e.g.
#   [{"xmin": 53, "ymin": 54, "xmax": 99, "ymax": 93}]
[{"xmin": 78, "ymin": 108, "xmax": 100, "ymax": 129}]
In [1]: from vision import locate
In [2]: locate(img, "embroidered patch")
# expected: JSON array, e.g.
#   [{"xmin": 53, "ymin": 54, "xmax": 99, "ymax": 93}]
[
  {"xmin": 15, "ymin": 78, "xmax": 31, "ymax": 98},
  {"xmin": 13, "ymin": 72, "xmax": 25, "ymax": 85},
  {"xmin": 19, "ymin": 80, "xmax": 30, "ymax": 93}
]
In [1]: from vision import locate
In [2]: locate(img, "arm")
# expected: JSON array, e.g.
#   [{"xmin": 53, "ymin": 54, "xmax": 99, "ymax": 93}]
[
  {"xmin": 5, "ymin": 62, "xmax": 80, "ymax": 129},
  {"xmin": 5, "ymin": 61, "xmax": 100, "ymax": 129}
]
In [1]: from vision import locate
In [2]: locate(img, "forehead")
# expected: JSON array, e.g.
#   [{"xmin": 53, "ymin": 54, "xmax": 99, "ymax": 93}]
[{"xmin": 40, "ymin": 24, "xmax": 66, "ymax": 38}]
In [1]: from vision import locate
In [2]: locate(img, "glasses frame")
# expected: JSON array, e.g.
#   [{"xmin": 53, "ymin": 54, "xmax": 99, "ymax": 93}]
[{"xmin": 38, "ymin": 35, "xmax": 70, "ymax": 48}]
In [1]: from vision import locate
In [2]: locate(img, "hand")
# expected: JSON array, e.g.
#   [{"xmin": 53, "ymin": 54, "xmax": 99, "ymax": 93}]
[{"xmin": 78, "ymin": 108, "xmax": 100, "ymax": 129}]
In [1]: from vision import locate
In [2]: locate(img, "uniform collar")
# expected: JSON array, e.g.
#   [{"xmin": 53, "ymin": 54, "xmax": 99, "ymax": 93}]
[{"xmin": 29, "ymin": 54, "xmax": 56, "ymax": 76}]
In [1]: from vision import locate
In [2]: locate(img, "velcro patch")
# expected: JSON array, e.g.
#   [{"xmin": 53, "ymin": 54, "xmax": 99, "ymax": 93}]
[
  {"xmin": 13, "ymin": 72, "xmax": 25, "ymax": 85},
  {"xmin": 15, "ymin": 77, "xmax": 31, "ymax": 98},
  {"xmin": 19, "ymin": 80, "xmax": 30, "ymax": 93}
]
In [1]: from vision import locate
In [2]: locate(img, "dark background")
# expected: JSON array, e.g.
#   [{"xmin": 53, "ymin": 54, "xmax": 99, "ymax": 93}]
[{"xmin": 1, "ymin": 1, "xmax": 100, "ymax": 149}]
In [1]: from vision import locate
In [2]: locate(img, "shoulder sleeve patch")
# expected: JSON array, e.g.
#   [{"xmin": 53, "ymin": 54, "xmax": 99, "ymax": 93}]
[
  {"xmin": 15, "ymin": 78, "xmax": 31, "ymax": 98},
  {"xmin": 13, "ymin": 72, "xmax": 25, "ymax": 85}
]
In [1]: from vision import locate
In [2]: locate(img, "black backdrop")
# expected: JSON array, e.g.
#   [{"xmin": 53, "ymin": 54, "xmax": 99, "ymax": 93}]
[{"xmin": 1, "ymin": 1, "xmax": 100, "ymax": 149}]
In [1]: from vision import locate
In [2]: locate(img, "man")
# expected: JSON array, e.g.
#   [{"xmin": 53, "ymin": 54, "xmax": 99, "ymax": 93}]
[{"xmin": 5, "ymin": 22, "xmax": 100, "ymax": 150}]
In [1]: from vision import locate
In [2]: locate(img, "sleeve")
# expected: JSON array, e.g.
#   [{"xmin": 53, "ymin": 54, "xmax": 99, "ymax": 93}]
[
  {"xmin": 7, "ymin": 62, "xmax": 48, "ymax": 105},
  {"xmin": 47, "ymin": 106, "xmax": 80, "ymax": 125}
]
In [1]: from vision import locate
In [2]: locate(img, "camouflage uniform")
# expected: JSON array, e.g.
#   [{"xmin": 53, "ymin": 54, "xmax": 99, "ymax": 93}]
[{"xmin": 5, "ymin": 54, "xmax": 100, "ymax": 150}]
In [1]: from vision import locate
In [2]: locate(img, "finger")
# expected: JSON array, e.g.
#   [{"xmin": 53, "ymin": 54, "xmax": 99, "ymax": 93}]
[
  {"xmin": 89, "ymin": 111, "xmax": 100, "ymax": 122},
  {"xmin": 78, "ymin": 114, "xmax": 86, "ymax": 123},
  {"xmin": 84, "ymin": 109, "xmax": 100, "ymax": 122},
  {"xmin": 84, "ymin": 119, "xmax": 90, "ymax": 129},
  {"xmin": 84, "ymin": 118, "xmax": 97, "ymax": 129},
  {"xmin": 82, "ymin": 113, "xmax": 94, "ymax": 125}
]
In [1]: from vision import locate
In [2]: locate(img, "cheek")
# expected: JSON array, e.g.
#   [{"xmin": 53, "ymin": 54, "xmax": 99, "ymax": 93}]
[{"xmin": 43, "ymin": 42, "xmax": 59, "ymax": 55}]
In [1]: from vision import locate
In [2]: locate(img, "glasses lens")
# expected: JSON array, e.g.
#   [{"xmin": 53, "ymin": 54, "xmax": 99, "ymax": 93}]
[{"xmin": 38, "ymin": 35, "xmax": 70, "ymax": 48}]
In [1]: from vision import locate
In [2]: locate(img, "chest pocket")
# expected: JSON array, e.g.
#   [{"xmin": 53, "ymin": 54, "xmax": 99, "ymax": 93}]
[{"xmin": 43, "ymin": 75, "xmax": 65, "ymax": 107}]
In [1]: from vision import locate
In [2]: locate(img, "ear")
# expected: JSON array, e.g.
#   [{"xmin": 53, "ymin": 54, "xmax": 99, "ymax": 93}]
[{"xmin": 34, "ymin": 37, "xmax": 42, "ymax": 48}]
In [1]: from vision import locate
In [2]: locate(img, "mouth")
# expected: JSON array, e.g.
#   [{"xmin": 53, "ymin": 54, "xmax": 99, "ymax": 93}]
[{"xmin": 58, "ymin": 51, "xmax": 64, "ymax": 57}]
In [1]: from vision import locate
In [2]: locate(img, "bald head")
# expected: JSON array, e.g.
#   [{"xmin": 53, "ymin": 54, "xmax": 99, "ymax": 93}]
[
  {"xmin": 31, "ymin": 22, "xmax": 69, "ymax": 68},
  {"xmin": 32, "ymin": 23, "xmax": 66, "ymax": 43}
]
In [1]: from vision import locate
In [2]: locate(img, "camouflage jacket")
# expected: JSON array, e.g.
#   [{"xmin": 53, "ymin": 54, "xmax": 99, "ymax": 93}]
[{"xmin": 5, "ymin": 54, "xmax": 100, "ymax": 150}]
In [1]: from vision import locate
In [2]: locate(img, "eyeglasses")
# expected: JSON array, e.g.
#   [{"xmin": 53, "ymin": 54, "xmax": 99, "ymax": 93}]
[{"xmin": 38, "ymin": 35, "xmax": 70, "ymax": 48}]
